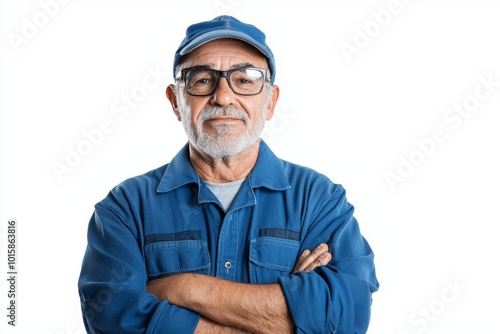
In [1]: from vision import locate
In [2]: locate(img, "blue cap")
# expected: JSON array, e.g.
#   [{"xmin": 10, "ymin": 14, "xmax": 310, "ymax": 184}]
[{"xmin": 173, "ymin": 16, "xmax": 276, "ymax": 84}]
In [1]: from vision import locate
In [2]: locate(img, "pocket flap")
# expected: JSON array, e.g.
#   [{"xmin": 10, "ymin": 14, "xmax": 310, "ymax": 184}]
[
  {"xmin": 250, "ymin": 237, "xmax": 299, "ymax": 271},
  {"xmin": 145, "ymin": 240, "xmax": 210, "ymax": 278}
]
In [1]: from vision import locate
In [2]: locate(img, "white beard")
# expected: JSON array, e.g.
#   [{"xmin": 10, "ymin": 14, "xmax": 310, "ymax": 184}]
[{"xmin": 178, "ymin": 95, "xmax": 268, "ymax": 159}]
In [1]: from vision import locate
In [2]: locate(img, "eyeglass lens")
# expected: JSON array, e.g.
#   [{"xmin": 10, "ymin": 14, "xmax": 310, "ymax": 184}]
[{"xmin": 184, "ymin": 68, "xmax": 265, "ymax": 96}]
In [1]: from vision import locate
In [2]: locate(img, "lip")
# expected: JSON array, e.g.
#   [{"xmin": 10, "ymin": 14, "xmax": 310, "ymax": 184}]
[{"xmin": 206, "ymin": 117, "xmax": 243, "ymax": 123}]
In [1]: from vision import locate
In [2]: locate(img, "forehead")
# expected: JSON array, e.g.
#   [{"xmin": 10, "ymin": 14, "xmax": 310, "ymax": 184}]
[{"xmin": 180, "ymin": 38, "xmax": 268, "ymax": 70}]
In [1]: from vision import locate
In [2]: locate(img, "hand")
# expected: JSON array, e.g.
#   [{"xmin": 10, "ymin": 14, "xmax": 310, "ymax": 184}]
[{"xmin": 293, "ymin": 243, "xmax": 332, "ymax": 273}]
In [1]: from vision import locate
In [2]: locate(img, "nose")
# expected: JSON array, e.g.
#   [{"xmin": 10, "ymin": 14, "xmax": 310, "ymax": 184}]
[{"xmin": 210, "ymin": 76, "xmax": 235, "ymax": 107}]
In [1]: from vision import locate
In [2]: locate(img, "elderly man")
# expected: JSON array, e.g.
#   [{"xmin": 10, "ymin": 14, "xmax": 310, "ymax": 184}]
[{"xmin": 78, "ymin": 16, "xmax": 379, "ymax": 333}]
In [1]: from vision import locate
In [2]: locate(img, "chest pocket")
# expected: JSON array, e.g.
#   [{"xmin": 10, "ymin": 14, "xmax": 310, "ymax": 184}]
[
  {"xmin": 144, "ymin": 232, "xmax": 210, "ymax": 278},
  {"xmin": 249, "ymin": 237, "xmax": 300, "ymax": 284}
]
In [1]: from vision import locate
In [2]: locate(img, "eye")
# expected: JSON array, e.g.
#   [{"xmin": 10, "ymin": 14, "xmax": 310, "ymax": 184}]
[
  {"xmin": 185, "ymin": 69, "xmax": 215, "ymax": 86},
  {"xmin": 232, "ymin": 73, "xmax": 258, "ymax": 86},
  {"xmin": 190, "ymin": 74, "xmax": 214, "ymax": 86},
  {"xmin": 195, "ymin": 77, "xmax": 213, "ymax": 85},
  {"xmin": 236, "ymin": 78, "xmax": 252, "ymax": 84}
]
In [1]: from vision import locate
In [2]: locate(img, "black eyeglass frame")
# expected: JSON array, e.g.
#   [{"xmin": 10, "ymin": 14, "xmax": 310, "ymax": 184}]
[{"xmin": 176, "ymin": 67, "xmax": 269, "ymax": 96}]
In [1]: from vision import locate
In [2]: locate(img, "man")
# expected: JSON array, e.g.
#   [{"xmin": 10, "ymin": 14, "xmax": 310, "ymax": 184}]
[{"xmin": 78, "ymin": 15, "xmax": 379, "ymax": 333}]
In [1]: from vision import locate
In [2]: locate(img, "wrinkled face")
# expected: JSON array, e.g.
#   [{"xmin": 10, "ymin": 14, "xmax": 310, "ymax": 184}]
[{"xmin": 170, "ymin": 38, "xmax": 279, "ymax": 159}]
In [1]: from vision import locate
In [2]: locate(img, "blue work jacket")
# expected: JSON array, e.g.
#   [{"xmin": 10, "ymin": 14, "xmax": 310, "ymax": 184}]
[{"xmin": 78, "ymin": 141, "xmax": 379, "ymax": 333}]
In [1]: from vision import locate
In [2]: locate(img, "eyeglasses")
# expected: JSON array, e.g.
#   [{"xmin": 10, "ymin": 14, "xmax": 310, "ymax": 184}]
[{"xmin": 177, "ymin": 67, "xmax": 269, "ymax": 96}]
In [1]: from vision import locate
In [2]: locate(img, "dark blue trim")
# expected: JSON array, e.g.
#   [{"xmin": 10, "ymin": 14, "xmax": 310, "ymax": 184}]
[
  {"xmin": 259, "ymin": 228, "xmax": 300, "ymax": 241},
  {"xmin": 145, "ymin": 230, "xmax": 202, "ymax": 245}
]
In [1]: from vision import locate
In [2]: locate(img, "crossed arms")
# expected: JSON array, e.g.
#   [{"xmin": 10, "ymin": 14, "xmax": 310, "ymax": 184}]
[
  {"xmin": 79, "ymin": 180, "xmax": 379, "ymax": 333},
  {"xmin": 146, "ymin": 243, "xmax": 332, "ymax": 334}
]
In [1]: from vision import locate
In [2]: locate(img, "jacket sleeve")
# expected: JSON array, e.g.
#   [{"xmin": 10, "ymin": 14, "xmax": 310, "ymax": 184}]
[
  {"xmin": 77, "ymin": 203, "xmax": 201, "ymax": 333},
  {"xmin": 278, "ymin": 184, "xmax": 379, "ymax": 334}
]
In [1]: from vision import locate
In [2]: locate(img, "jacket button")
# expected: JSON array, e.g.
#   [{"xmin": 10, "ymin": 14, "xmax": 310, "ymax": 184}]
[{"xmin": 224, "ymin": 261, "xmax": 232, "ymax": 269}]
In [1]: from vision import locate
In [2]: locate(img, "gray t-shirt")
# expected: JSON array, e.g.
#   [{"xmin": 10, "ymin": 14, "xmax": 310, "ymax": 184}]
[{"xmin": 205, "ymin": 178, "xmax": 246, "ymax": 211}]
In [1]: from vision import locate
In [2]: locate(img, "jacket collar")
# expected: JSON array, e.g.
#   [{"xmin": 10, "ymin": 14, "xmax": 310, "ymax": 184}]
[{"xmin": 157, "ymin": 141, "xmax": 290, "ymax": 193}]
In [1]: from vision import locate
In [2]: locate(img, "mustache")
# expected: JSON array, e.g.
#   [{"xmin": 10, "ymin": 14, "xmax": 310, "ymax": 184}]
[{"xmin": 198, "ymin": 106, "xmax": 249, "ymax": 123}]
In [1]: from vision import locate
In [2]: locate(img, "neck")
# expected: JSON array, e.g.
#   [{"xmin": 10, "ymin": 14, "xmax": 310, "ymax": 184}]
[{"xmin": 189, "ymin": 140, "xmax": 261, "ymax": 183}]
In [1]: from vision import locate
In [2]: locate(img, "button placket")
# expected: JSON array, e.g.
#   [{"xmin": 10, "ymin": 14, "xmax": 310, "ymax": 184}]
[{"xmin": 217, "ymin": 212, "xmax": 238, "ymax": 280}]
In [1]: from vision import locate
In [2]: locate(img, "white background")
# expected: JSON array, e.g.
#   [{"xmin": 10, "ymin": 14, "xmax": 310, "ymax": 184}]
[{"xmin": 1, "ymin": 0, "xmax": 500, "ymax": 333}]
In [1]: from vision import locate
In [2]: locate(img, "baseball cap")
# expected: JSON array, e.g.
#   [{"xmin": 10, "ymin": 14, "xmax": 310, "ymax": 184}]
[{"xmin": 173, "ymin": 15, "xmax": 276, "ymax": 84}]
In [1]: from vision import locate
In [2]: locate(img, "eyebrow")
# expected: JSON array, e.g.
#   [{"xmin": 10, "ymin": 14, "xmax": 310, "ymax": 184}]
[
  {"xmin": 184, "ymin": 62, "xmax": 257, "ymax": 70},
  {"xmin": 230, "ymin": 62, "xmax": 255, "ymax": 69}
]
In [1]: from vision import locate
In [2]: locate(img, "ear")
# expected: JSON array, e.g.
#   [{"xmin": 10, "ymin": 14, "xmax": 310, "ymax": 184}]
[
  {"xmin": 166, "ymin": 84, "xmax": 182, "ymax": 121},
  {"xmin": 265, "ymin": 85, "xmax": 280, "ymax": 121}
]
